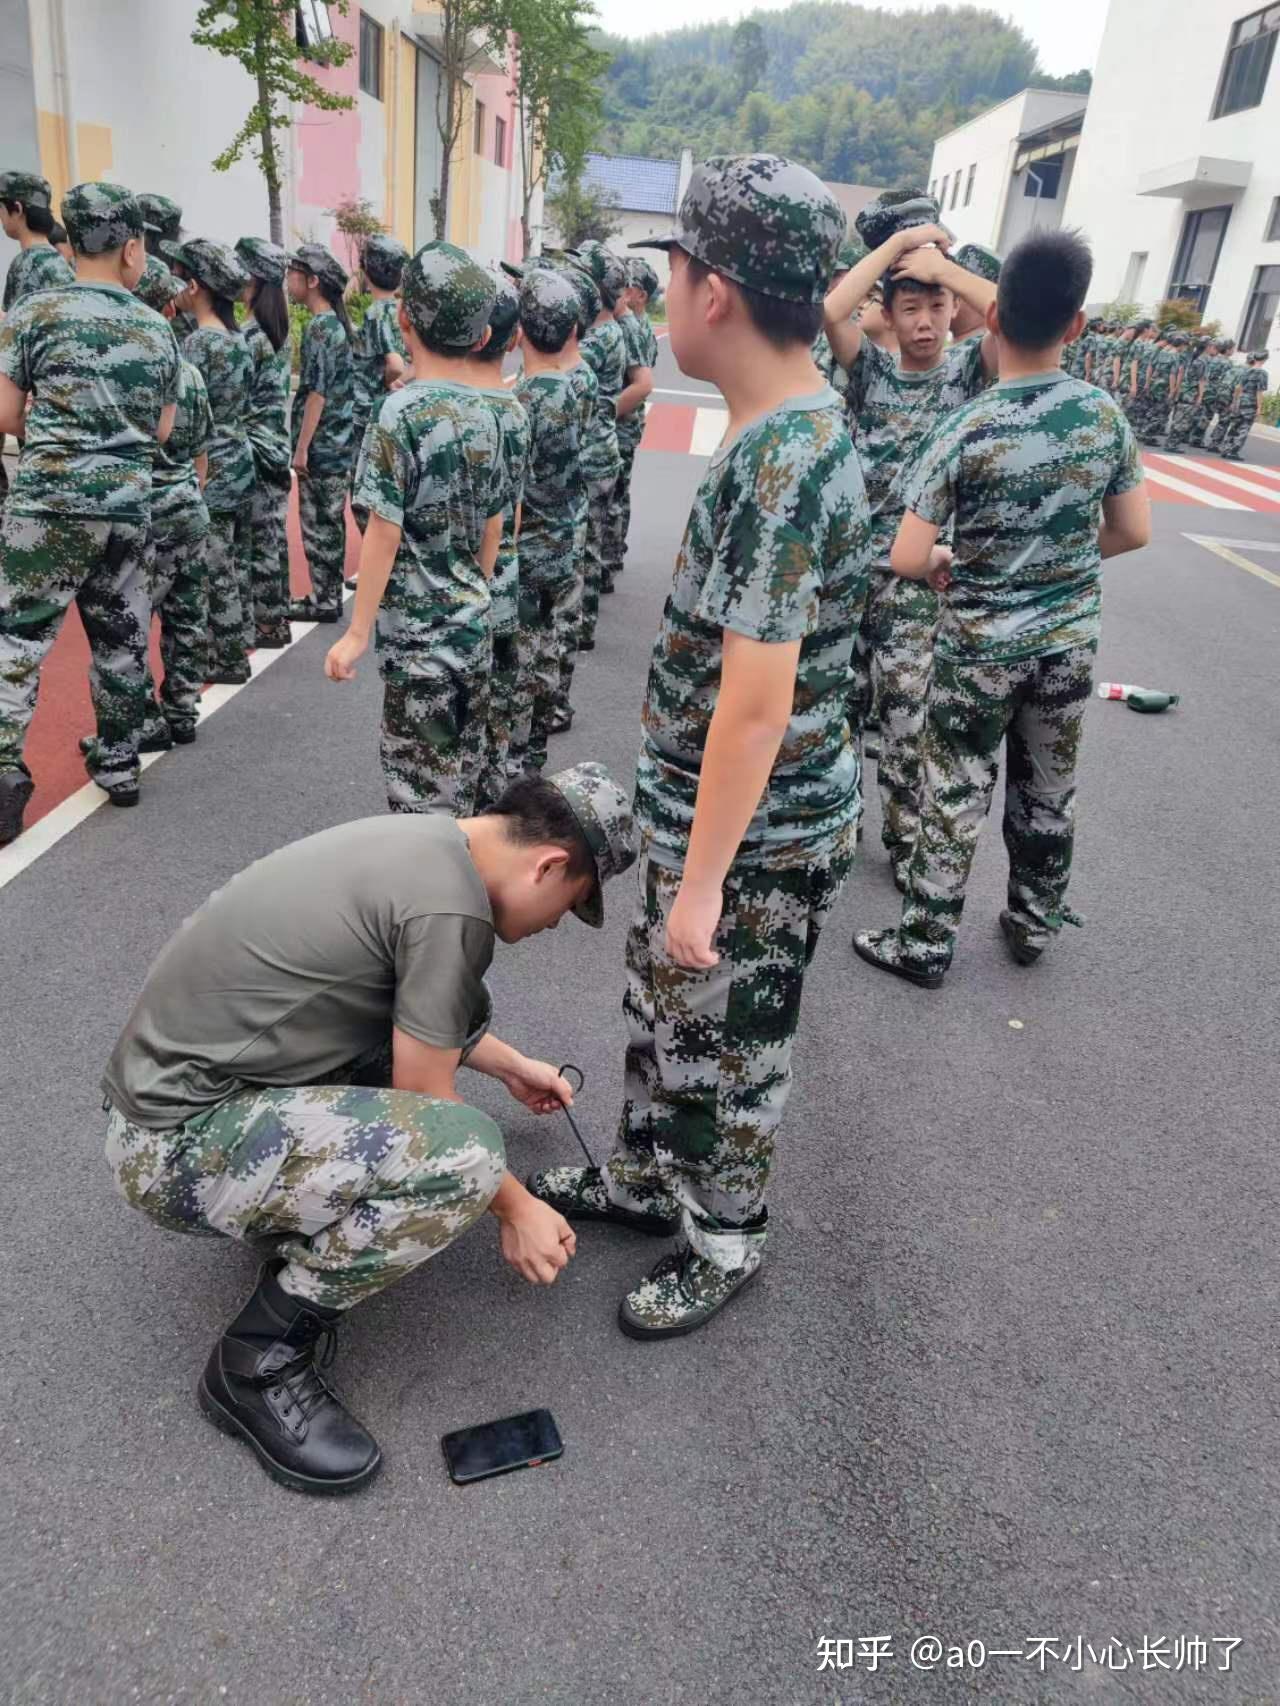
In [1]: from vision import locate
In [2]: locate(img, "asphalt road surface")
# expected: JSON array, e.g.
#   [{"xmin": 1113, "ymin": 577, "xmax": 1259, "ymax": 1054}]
[{"xmin": 3, "ymin": 347, "xmax": 1279, "ymax": 1704}]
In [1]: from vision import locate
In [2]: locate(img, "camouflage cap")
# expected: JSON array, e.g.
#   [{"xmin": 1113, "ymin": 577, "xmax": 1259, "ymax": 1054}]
[
  {"xmin": 401, "ymin": 240, "xmax": 495, "ymax": 348},
  {"xmin": 62, "ymin": 181, "xmax": 145, "ymax": 255},
  {"xmin": 568, "ymin": 243, "xmax": 628, "ymax": 307},
  {"xmin": 486, "ymin": 269, "xmax": 521, "ymax": 348},
  {"xmin": 518, "ymin": 267, "xmax": 580, "ymax": 348},
  {"xmin": 134, "ymin": 256, "xmax": 187, "ymax": 312},
  {"xmin": 287, "ymin": 242, "xmax": 349, "ymax": 293},
  {"xmin": 0, "ymin": 170, "xmax": 54, "ymax": 211},
  {"xmin": 363, "ymin": 232, "xmax": 410, "ymax": 288},
  {"xmin": 137, "ymin": 193, "xmax": 183, "ymax": 241},
  {"xmin": 172, "ymin": 237, "xmax": 249, "ymax": 298},
  {"xmin": 545, "ymin": 761, "xmax": 637, "ymax": 927},
  {"xmin": 855, "ymin": 188, "xmax": 944, "ymax": 253},
  {"xmin": 235, "ymin": 235, "xmax": 289, "ymax": 284},
  {"xmin": 500, "ymin": 254, "xmax": 559, "ymax": 284},
  {"xmin": 632, "ymin": 153, "xmax": 844, "ymax": 305},
  {"xmin": 628, "ymin": 256, "xmax": 661, "ymax": 300},
  {"xmin": 563, "ymin": 264, "xmax": 601, "ymax": 336},
  {"xmin": 954, "ymin": 241, "xmax": 1002, "ymax": 282}
]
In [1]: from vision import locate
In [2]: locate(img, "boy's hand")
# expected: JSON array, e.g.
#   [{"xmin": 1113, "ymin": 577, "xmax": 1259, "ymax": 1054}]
[
  {"xmin": 666, "ymin": 881, "xmax": 722, "ymax": 970},
  {"xmin": 500, "ymin": 1055, "xmax": 574, "ymax": 1116},
  {"xmin": 891, "ymin": 245, "xmax": 953, "ymax": 286},
  {"xmin": 894, "ymin": 222, "xmax": 952, "ymax": 257},
  {"xmin": 498, "ymin": 1194, "xmax": 577, "ymax": 1286},
  {"xmin": 926, "ymin": 545, "xmax": 954, "ymax": 592},
  {"xmin": 292, "ymin": 449, "xmax": 309, "ymax": 476},
  {"xmin": 324, "ymin": 629, "xmax": 368, "ymax": 681}
]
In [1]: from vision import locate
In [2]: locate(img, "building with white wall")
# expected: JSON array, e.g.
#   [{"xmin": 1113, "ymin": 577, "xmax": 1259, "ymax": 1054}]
[
  {"xmin": 545, "ymin": 151, "xmax": 694, "ymax": 285},
  {"xmin": 926, "ymin": 90, "xmax": 1088, "ymax": 254},
  {"xmin": 1062, "ymin": 0, "xmax": 1279, "ymax": 355}
]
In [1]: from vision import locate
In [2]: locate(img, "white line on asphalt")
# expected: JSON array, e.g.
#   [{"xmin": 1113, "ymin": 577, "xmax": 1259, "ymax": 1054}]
[
  {"xmin": 0, "ymin": 609, "xmax": 341, "ymax": 895},
  {"xmin": 654, "ymin": 386, "xmax": 724, "ymax": 402},
  {"xmin": 1184, "ymin": 535, "xmax": 1280, "ymax": 590},
  {"xmin": 1142, "ymin": 466, "xmax": 1248, "ymax": 509},
  {"xmin": 690, "ymin": 407, "xmax": 728, "ymax": 456},
  {"xmin": 1237, "ymin": 460, "xmax": 1280, "ymax": 483},
  {"xmin": 1149, "ymin": 457, "xmax": 1280, "ymax": 504}
]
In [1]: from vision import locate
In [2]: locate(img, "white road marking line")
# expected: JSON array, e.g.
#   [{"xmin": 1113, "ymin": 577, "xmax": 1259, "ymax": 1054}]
[
  {"xmin": 1141, "ymin": 465, "xmax": 1248, "ymax": 509},
  {"xmin": 1149, "ymin": 457, "xmax": 1280, "ymax": 504},
  {"xmin": 1236, "ymin": 460, "xmax": 1280, "ymax": 485},
  {"xmin": 654, "ymin": 386, "xmax": 724, "ymax": 402},
  {"xmin": 1180, "ymin": 534, "xmax": 1280, "ymax": 553},
  {"xmin": 0, "ymin": 607, "xmax": 342, "ymax": 894},
  {"xmin": 1184, "ymin": 534, "xmax": 1280, "ymax": 590},
  {"xmin": 690, "ymin": 407, "xmax": 728, "ymax": 457}
]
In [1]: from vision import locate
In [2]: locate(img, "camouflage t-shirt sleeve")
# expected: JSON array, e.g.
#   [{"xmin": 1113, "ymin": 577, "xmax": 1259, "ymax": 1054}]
[
  {"xmin": 192, "ymin": 374, "xmax": 215, "ymax": 460},
  {"xmin": 313, "ymin": 322, "xmax": 337, "ymax": 397},
  {"xmin": 299, "ymin": 322, "xmax": 322, "ymax": 396},
  {"xmin": 1105, "ymin": 410, "xmax": 1143, "ymax": 498},
  {"xmin": 160, "ymin": 325, "xmax": 181, "ymax": 405},
  {"xmin": 0, "ymin": 308, "xmax": 31, "ymax": 390},
  {"xmin": 353, "ymin": 418, "xmax": 412, "ymax": 528},
  {"xmin": 692, "ymin": 433, "xmax": 826, "ymax": 644},
  {"xmin": 902, "ymin": 423, "xmax": 959, "ymax": 526}
]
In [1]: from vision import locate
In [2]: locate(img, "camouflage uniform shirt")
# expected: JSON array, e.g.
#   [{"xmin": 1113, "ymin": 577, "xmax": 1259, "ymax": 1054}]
[
  {"xmin": 1238, "ymin": 364, "xmax": 1270, "ymax": 410},
  {"xmin": 294, "ymin": 310, "xmax": 355, "ymax": 475},
  {"xmin": 352, "ymin": 379, "xmax": 505, "ymax": 676},
  {"xmin": 0, "ymin": 283, "xmax": 180, "ymax": 519},
  {"xmin": 579, "ymin": 318, "xmax": 624, "ymax": 484},
  {"xmin": 2, "ymin": 243, "xmax": 74, "ymax": 311},
  {"xmin": 903, "ymin": 370, "xmax": 1143, "ymax": 663},
  {"xmin": 477, "ymin": 387, "xmax": 529, "ymax": 637},
  {"xmin": 352, "ymin": 297, "xmax": 407, "ymax": 432},
  {"xmin": 242, "ymin": 316, "xmax": 292, "ymax": 481},
  {"xmin": 849, "ymin": 336, "xmax": 987, "ymax": 564},
  {"xmin": 181, "ymin": 328, "xmax": 255, "ymax": 514},
  {"xmin": 635, "ymin": 389, "xmax": 871, "ymax": 872},
  {"xmin": 616, "ymin": 309, "xmax": 658, "ymax": 446},
  {"xmin": 515, "ymin": 370, "xmax": 587, "ymax": 583},
  {"xmin": 1145, "ymin": 346, "xmax": 1178, "ymax": 401},
  {"xmin": 152, "ymin": 357, "xmax": 214, "ymax": 529}
]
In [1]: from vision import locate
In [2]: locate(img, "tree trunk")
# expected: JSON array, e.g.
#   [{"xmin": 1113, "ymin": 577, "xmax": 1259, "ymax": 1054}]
[{"xmin": 254, "ymin": 29, "xmax": 284, "ymax": 245}]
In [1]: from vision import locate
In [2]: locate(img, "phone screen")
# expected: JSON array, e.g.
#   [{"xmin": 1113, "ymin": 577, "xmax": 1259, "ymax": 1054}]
[{"xmin": 441, "ymin": 1408, "xmax": 564, "ymax": 1484}]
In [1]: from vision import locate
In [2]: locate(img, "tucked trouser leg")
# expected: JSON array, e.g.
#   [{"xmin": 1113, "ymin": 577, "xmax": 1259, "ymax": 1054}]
[
  {"xmin": 477, "ymin": 629, "xmax": 519, "ymax": 809},
  {"xmin": 1216, "ymin": 411, "xmax": 1251, "ymax": 459},
  {"xmin": 604, "ymin": 840, "xmax": 854, "ymax": 1274},
  {"xmin": 297, "ymin": 474, "xmax": 348, "ymax": 617},
  {"xmin": 105, "ymin": 1087, "xmax": 506, "ymax": 1311},
  {"xmin": 152, "ymin": 513, "xmax": 211, "ymax": 739},
  {"xmin": 867, "ymin": 570, "xmax": 939, "ymax": 875},
  {"xmin": 605, "ymin": 440, "xmax": 637, "ymax": 585},
  {"xmin": 1001, "ymin": 643, "xmax": 1094, "ymax": 951},
  {"xmin": 552, "ymin": 553, "xmax": 585, "ymax": 721},
  {"xmin": 507, "ymin": 585, "xmax": 538, "ymax": 776},
  {"xmin": 248, "ymin": 478, "xmax": 292, "ymax": 644},
  {"xmin": 206, "ymin": 505, "xmax": 252, "ymax": 678},
  {"xmin": 578, "ymin": 476, "xmax": 613, "ymax": 649},
  {"xmin": 379, "ymin": 643, "xmax": 491, "ymax": 816}
]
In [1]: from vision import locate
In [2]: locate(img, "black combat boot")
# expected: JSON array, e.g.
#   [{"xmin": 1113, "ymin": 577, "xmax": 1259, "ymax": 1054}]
[
  {"xmin": 198, "ymin": 1264, "xmax": 382, "ymax": 1495},
  {"xmin": 0, "ymin": 770, "xmax": 34, "ymax": 846}
]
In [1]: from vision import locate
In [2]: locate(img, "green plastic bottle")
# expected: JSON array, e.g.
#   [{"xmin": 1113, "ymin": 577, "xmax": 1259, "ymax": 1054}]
[{"xmin": 1097, "ymin": 682, "xmax": 1180, "ymax": 714}]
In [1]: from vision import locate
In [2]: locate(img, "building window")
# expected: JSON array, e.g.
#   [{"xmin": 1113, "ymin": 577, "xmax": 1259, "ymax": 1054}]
[
  {"xmin": 297, "ymin": 1, "xmax": 333, "ymax": 51},
  {"xmin": 1120, "ymin": 251, "xmax": 1148, "ymax": 301},
  {"xmin": 1168, "ymin": 205, "xmax": 1232, "ymax": 315},
  {"xmin": 359, "ymin": 12, "xmax": 383, "ymax": 99},
  {"xmin": 950, "ymin": 174, "xmax": 960, "ymax": 209},
  {"xmin": 474, "ymin": 100, "xmax": 486, "ymax": 154},
  {"xmin": 494, "ymin": 114, "xmax": 507, "ymax": 168},
  {"xmin": 1024, "ymin": 157, "xmax": 1063, "ymax": 199},
  {"xmin": 1240, "ymin": 263, "xmax": 1280, "ymax": 350},
  {"xmin": 939, "ymin": 174, "xmax": 949, "ymax": 208},
  {"xmin": 963, "ymin": 163, "xmax": 976, "ymax": 206},
  {"xmin": 1212, "ymin": 4, "xmax": 1279, "ymax": 118},
  {"xmin": 1266, "ymin": 196, "xmax": 1280, "ymax": 240}
]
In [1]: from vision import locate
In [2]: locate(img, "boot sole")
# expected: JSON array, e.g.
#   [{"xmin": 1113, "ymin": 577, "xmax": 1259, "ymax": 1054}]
[
  {"xmin": 197, "ymin": 1376, "xmax": 382, "ymax": 1496},
  {"xmin": 617, "ymin": 1263, "xmax": 760, "ymax": 1341},
  {"xmin": 852, "ymin": 935, "xmax": 945, "ymax": 988},
  {"xmin": 525, "ymin": 1176, "xmax": 678, "ymax": 1238}
]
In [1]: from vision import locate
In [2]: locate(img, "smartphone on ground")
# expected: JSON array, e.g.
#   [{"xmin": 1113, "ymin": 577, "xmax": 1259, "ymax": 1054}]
[{"xmin": 441, "ymin": 1408, "xmax": 564, "ymax": 1485}]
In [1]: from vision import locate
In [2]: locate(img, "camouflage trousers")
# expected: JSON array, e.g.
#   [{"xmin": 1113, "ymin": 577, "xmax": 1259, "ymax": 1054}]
[
  {"xmin": 0, "ymin": 510, "xmax": 151, "ymax": 787},
  {"xmin": 246, "ymin": 476, "xmax": 291, "ymax": 645},
  {"xmin": 141, "ymin": 507, "xmax": 211, "ymax": 743},
  {"xmin": 517, "ymin": 574, "xmax": 577, "ymax": 769},
  {"xmin": 1166, "ymin": 393, "xmax": 1202, "ymax": 449},
  {"xmin": 206, "ymin": 504, "xmax": 252, "ymax": 678},
  {"xmin": 380, "ymin": 645, "xmax": 491, "ymax": 816},
  {"xmin": 1130, "ymin": 394, "xmax": 1171, "ymax": 445},
  {"xmin": 506, "ymin": 587, "xmax": 538, "ymax": 776},
  {"xmin": 104, "ymin": 1076, "xmax": 505, "ymax": 1312},
  {"xmin": 1196, "ymin": 404, "xmax": 1228, "ymax": 449},
  {"xmin": 604, "ymin": 436, "xmax": 639, "ymax": 585},
  {"xmin": 297, "ymin": 472, "xmax": 348, "ymax": 618},
  {"xmin": 603, "ymin": 833, "xmax": 855, "ymax": 1273},
  {"xmin": 476, "ymin": 630, "xmax": 521, "ymax": 809},
  {"xmin": 577, "ymin": 477, "xmax": 614, "ymax": 649},
  {"xmin": 553, "ymin": 524, "xmax": 587, "ymax": 721},
  {"xmin": 1214, "ymin": 410, "xmax": 1254, "ymax": 459},
  {"xmin": 892, "ymin": 643, "xmax": 1096, "ymax": 975},
  {"xmin": 856, "ymin": 569, "xmax": 939, "ymax": 874}
]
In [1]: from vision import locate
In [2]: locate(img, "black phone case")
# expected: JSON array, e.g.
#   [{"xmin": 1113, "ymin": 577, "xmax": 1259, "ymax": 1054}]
[{"xmin": 441, "ymin": 1409, "xmax": 564, "ymax": 1484}]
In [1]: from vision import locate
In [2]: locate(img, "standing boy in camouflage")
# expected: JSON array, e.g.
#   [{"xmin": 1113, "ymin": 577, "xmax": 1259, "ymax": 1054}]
[
  {"xmin": 604, "ymin": 257, "xmax": 657, "ymax": 593},
  {"xmin": 1167, "ymin": 335, "xmax": 1210, "ymax": 453},
  {"xmin": 823, "ymin": 193, "xmax": 997, "ymax": 892},
  {"xmin": 854, "ymin": 230, "xmax": 1150, "ymax": 988},
  {"xmin": 287, "ymin": 243, "xmax": 355, "ymax": 623},
  {"xmin": 1, "ymin": 171, "xmax": 75, "ymax": 515},
  {"xmin": 0, "ymin": 182, "xmax": 179, "ymax": 843},
  {"xmin": 570, "ymin": 244, "xmax": 626, "ymax": 651},
  {"xmin": 1198, "ymin": 339, "xmax": 1236, "ymax": 449},
  {"xmin": 349, "ymin": 232, "xmax": 408, "ymax": 492},
  {"xmin": 235, "ymin": 236, "xmax": 294, "ymax": 648},
  {"xmin": 103, "ymin": 763, "xmax": 635, "ymax": 1493},
  {"xmin": 324, "ymin": 242, "xmax": 504, "ymax": 816},
  {"xmin": 1217, "ymin": 350, "xmax": 1270, "ymax": 461},
  {"xmin": 530, "ymin": 155, "xmax": 872, "ymax": 1337}
]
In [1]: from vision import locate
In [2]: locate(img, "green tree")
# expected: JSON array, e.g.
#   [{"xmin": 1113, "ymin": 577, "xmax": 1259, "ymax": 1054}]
[
  {"xmin": 193, "ymin": 0, "xmax": 354, "ymax": 244},
  {"xmin": 730, "ymin": 19, "xmax": 768, "ymax": 102},
  {"xmin": 546, "ymin": 177, "xmax": 622, "ymax": 248},
  {"xmin": 737, "ymin": 91, "xmax": 776, "ymax": 152},
  {"xmin": 430, "ymin": 0, "xmax": 514, "ymax": 237},
  {"xmin": 508, "ymin": 0, "xmax": 611, "ymax": 256}
]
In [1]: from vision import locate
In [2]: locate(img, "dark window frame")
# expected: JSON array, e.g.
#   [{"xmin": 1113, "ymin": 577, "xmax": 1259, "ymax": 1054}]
[
  {"xmin": 359, "ymin": 11, "xmax": 384, "ymax": 100},
  {"xmin": 1167, "ymin": 204, "xmax": 1233, "ymax": 315},
  {"xmin": 964, "ymin": 163, "xmax": 976, "ymax": 206},
  {"xmin": 474, "ymin": 98, "xmax": 486, "ymax": 155},
  {"xmin": 1211, "ymin": 3, "xmax": 1280, "ymax": 119},
  {"xmin": 939, "ymin": 173, "xmax": 949, "ymax": 208},
  {"xmin": 494, "ymin": 113, "xmax": 507, "ymax": 168},
  {"xmin": 1024, "ymin": 157, "xmax": 1063, "ymax": 200},
  {"xmin": 1266, "ymin": 196, "xmax": 1280, "ymax": 241}
]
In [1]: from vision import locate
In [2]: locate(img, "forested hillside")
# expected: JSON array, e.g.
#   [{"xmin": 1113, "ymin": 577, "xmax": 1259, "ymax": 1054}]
[{"xmin": 597, "ymin": 4, "xmax": 1090, "ymax": 186}]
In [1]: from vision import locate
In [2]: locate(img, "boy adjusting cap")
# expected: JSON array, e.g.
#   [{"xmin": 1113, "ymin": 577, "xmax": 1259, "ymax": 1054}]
[{"xmin": 631, "ymin": 153, "xmax": 845, "ymax": 304}]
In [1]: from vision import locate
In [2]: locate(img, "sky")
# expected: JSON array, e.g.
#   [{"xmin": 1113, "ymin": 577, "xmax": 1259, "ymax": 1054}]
[{"xmin": 590, "ymin": 0, "xmax": 1111, "ymax": 78}]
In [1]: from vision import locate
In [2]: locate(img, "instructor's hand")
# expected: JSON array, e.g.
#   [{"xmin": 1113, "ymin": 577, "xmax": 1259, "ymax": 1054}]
[
  {"xmin": 499, "ymin": 1194, "xmax": 576, "ymax": 1286},
  {"xmin": 665, "ymin": 881, "xmax": 722, "ymax": 970},
  {"xmin": 501, "ymin": 1055, "xmax": 574, "ymax": 1116},
  {"xmin": 325, "ymin": 629, "xmax": 368, "ymax": 682}
]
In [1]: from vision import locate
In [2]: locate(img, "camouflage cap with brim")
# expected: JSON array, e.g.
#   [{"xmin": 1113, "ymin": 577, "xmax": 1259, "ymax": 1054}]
[
  {"xmin": 287, "ymin": 242, "xmax": 349, "ymax": 293},
  {"xmin": 518, "ymin": 268, "xmax": 580, "ymax": 348},
  {"xmin": 854, "ymin": 188, "xmax": 944, "ymax": 253},
  {"xmin": 953, "ymin": 241, "xmax": 1001, "ymax": 282},
  {"xmin": 546, "ymin": 761, "xmax": 637, "ymax": 927},
  {"xmin": 134, "ymin": 256, "xmax": 187, "ymax": 312},
  {"xmin": 0, "ymin": 171, "xmax": 54, "ymax": 211},
  {"xmin": 632, "ymin": 153, "xmax": 844, "ymax": 305},
  {"xmin": 172, "ymin": 237, "xmax": 250, "ymax": 298},
  {"xmin": 62, "ymin": 181, "xmax": 144, "ymax": 255},
  {"xmin": 567, "ymin": 243, "xmax": 627, "ymax": 307},
  {"xmin": 563, "ymin": 264, "xmax": 601, "ymax": 336},
  {"xmin": 137, "ymin": 194, "xmax": 183, "ymax": 242},
  {"xmin": 486, "ymin": 270, "xmax": 521, "ymax": 347},
  {"xmin": 500, "ymin": 255, "xmax": 560, "ymax": 283},
  {"xmin": 363, "ymin": 232, "xmax": 410, "ymax": 287},
  {"xmin": 628, "ymin": 256, "xmax": 661, "ymax": 300},
  {"xmin": 401, "ymin": 240, "xmax": 495, "ymax": 348},
  {"xmin": 235, "ymin": 235, "xmax": 289, "ymax": 285}
]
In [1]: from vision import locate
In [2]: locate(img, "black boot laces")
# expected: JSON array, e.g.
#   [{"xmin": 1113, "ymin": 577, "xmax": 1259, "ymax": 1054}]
[
  {"xmin": 261, "ymin": 1314, "xmax": 339, "ymax": 1425},
  {"xmin": 651, "ymin": 1244, "xmax": 697, "ymax": 1303}
]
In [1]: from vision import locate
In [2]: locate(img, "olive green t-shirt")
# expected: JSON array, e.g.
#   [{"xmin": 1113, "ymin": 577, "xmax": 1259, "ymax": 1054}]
[{"xmin": 102, "ymin": 816, "xmax": 495, "ymax": 1129}]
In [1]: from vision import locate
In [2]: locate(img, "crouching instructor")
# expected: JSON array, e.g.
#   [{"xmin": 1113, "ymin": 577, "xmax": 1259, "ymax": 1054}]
[{"xmin": 102, "ymin": 763, "xmax": 635, "ymax": 1496}]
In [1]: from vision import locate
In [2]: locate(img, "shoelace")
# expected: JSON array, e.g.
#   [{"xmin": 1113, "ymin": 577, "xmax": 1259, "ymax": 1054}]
[
  {"xmin": 651, "ymin": 1246, "xmax": 697, "ymax": 1303},
  {"xmin": 261, "ymin": 1316, "xmax": 338, "ymax": 1424}
]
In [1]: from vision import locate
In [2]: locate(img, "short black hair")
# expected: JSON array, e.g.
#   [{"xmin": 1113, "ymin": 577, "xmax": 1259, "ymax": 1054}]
[
  {"xmin": 684, "ymin": 254, "xmax": 822, "ymax": 350},
  {"xmin": 996, "ymin": 228, "xmax": 1092, "ymax": 350},
  {"xmin": 49, "ymin": 221, "xmax": 68, "ymax": 246},
  {"xmin": 473, "ymin": 324, "xmax": 514, "ymax": 365},
  {"xmin": 518, "ymin": 313, "xmax": 570, "ymax": 356},
  {"xmin": 486, "ymin": 775, "xmax": 595, "ymax": 882},
  {"xmin": 2, "ymin": 198, "xmax": 53, "ymax": 236},
  {"xmin": 881, "ymin": 272, "xmax": 952, "ymax": 314},
  {"xmin": 363, "ymin": 254, "xmax": 404, "ymax": 292}
]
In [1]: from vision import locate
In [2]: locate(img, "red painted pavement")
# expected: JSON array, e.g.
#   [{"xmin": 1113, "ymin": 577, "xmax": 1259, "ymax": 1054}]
[
  {"xmin": 1146, "ymin": 453, "xmax": 1280, "ymax": 512},
  {"xmin": 641, "ymin": 403, "xmax": 696, "ymax": 454}
]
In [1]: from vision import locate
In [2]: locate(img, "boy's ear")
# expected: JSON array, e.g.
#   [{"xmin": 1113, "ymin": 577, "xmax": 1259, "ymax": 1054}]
[
  {"xmin": 985, "ymin": 298, "xmax": 1000, "ymax": 337},
  {"xmin": 705, "ymin": 269, "xmax": 735, "ymax": 328}
]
